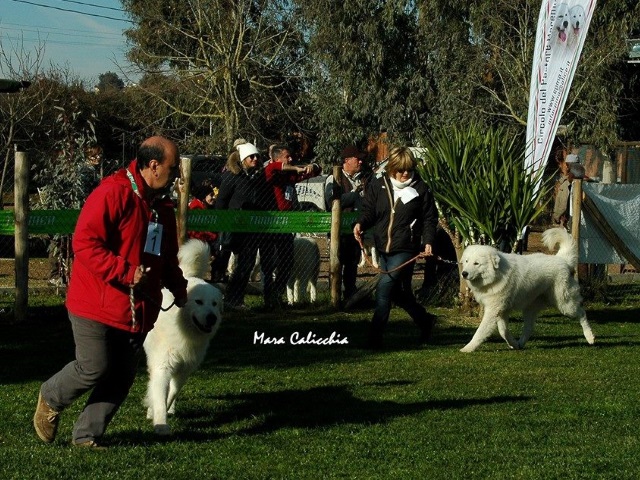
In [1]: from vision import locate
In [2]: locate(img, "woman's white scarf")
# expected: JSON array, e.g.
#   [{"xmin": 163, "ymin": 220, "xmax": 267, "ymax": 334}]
[{"xmin": 389, "ymin": 174, "xmax": 419, "ymax": 204}]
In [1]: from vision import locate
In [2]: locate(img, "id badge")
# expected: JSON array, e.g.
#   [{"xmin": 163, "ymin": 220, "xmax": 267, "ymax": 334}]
[
  {"xmin": 144, "ymin": 222, "xmax": 163, "ymax": 256},
  {"xmin": 285, "ymin": 185, "xmax": 294, "ymax": 201}
]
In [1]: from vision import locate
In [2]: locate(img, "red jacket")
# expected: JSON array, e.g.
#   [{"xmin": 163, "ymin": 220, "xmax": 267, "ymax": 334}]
[
  {"xmin": 187, "ymin": 198, "xmax": 218, "ymax": 244},
  {"xmin": 66, "ymin": 160, "xmax": 187, "ymax": 333},
  {"xmin": 264, "ymin": 161, "xmax": 320, "ymax": 211}
]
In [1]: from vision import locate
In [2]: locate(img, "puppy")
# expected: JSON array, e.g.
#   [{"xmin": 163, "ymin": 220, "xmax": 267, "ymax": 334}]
[
  {"xmin": 143, "ymin": 239, "xmax": 223, "ymax": 435},
  {"xmin": 459, "ymin": 228, "xmax": 595, "ymax": 352},
  {"xmin": 287, "ymin": 236, "xmax": 320, "ymax": 305}
]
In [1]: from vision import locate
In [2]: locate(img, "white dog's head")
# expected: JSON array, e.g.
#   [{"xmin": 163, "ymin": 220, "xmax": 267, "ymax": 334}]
[
  {"xmin": 460, "ymin": 245, "xmax": 501, "ymax": 288},
  {"xmin": 555, "ymin": 3, "xmax": 569, "ymax": 42},
  {"xmin": 568, "ymin": 5, "xmax": 585, "ymax": 34},
  {"xmin": 184, "ymin": 278, "xmax": 223, "ymax": 336}
]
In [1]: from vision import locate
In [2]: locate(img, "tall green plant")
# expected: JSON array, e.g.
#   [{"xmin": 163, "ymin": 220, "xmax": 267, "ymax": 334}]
[{"xmin": 416, "ymin": 125, "xmax": 553, "ymax": 252}]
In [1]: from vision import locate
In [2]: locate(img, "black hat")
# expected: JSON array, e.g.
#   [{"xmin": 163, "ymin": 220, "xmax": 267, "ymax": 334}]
[{"xmin": 340, "ymin": 145, "xmax": 366, "ymax": 160}]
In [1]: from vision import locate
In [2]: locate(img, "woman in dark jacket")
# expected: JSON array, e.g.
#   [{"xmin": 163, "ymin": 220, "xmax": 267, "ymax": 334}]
[
  {"xmin": 216, "ymin": 141, "xmax": 278, "ymax": 309},
  {"xmin": 354, "ymin": 146, "xmax": 438, "ymax": 349}
]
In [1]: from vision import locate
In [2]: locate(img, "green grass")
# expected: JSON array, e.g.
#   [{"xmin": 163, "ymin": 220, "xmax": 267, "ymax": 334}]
[{"xmin": 1, "ymin": 295, "xmax": 640, "ymax": 479}]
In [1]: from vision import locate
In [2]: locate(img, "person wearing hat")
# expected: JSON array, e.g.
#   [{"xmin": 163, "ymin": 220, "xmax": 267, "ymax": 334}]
[
  {"xmin": 216, "ymin": 140, "xmax": 278, "ymax": 309},
  {"xmin": 552, "ymin": 150, "xmax": 578, "ymax": 228},
  {"xmin": 324, "ymin": 145, "xmax": 369, "ymax": 302}
]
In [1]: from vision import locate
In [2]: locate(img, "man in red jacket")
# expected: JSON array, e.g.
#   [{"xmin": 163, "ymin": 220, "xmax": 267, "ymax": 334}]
[
  {"xmin": 33, "ymin": 136, "xmax": 188, "ymax": 448},
  {"xmin": 264, "ymin": 144, "xmax": 321, "ymax": 304}
]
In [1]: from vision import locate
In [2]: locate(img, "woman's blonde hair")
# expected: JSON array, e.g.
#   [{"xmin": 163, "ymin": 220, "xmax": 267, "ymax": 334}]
[
  {"xmin": 225, "ymin": 149, "xmax": 242, "ymax": 174},
  {"xmin": 385, "ymin": 146, "xmax": 416, "ymax": 176}
]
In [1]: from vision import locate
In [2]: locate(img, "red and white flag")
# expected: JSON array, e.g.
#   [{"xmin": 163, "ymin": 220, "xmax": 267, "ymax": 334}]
[{"xmin": 525, "ymin": 0, "xmax": 596, "ymax": 185}]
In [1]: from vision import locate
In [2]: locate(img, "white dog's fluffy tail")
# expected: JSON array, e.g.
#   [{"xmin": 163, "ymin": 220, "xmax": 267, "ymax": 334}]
[
  {"xmin": 178, "ymin": 239, "xmax": 211, "ymax": 279},
  {"xmin": 542, "ymin": 228, "xmax": 577, "ymax": 267}
]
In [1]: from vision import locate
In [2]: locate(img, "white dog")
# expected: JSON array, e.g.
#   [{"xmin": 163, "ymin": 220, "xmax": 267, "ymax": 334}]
[
  {"xmin": 287, "ymin": 236, "xmax": 320, "ymax": 305},
  {"xmin": 459, "ymin": 228, "xmax": 595, "ymax": 352},
  {"xmin": 569, "ymin": 5, "xmax": 585, "ymax": 34},
  {"xmin": 143, "ymin": 239, "xmax": 223, "ymax": 435},
  {"xmin": 555, "ymin": 3, "xmax": 570, "ymax": 42}
]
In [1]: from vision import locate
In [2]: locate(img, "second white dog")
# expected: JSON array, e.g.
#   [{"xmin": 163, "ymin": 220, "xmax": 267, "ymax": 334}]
[
  {"xmin": 143, "ymin": 239, "xmax": 223, "ymax": 435},
  {"xmin": 287, "ymin": 236, "xmax": 320, "ymax": 305},
  {"xmin": 459, "ymin": 227, "xmax": 595, "ymax": 352}
]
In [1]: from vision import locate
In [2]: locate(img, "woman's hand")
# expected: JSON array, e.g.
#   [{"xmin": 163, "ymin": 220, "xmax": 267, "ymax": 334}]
[{"xmin": 353, "ymin": 223, "xmax": 363, "ymax": 242}]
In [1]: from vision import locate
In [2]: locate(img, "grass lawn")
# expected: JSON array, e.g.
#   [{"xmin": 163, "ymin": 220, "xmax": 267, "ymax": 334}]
[{"xmin": 1, "ymin": 294, "xmax": 639, "ymax": 479}]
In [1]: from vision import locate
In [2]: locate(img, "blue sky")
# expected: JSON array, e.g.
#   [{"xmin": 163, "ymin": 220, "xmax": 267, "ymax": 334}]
[{"xmin": 1, "ymin": 0, "xmax": 135, "ymax": 85}]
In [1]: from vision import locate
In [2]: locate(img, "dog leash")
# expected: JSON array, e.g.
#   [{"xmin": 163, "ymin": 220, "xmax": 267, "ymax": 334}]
[
  {"xmin": 436, "ymin": 257, "xmax": 460, "ymax": 266},
  {"xmin": 357, "ymin": 236, "xmax": 460, "ymax": 273},
  {"xmin": 129, "ymin": 285, "xmax": 176, "ymax": 330},
  {"xmin": 356, "ymin": 236, "xmax": 425, "ymax": 274}
]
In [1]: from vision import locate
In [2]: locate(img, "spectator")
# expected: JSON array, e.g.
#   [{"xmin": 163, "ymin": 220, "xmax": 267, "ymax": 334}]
[
  {"xmin": 353, "ymin": 146, "xmax": 438, "ymax": 349},
  {"xmin": 325, "ymin": 145, "xmax": 369, "ymax": 302},
  {"xmin": 187, "ymin": 178, "xmax": 220, "ymax": 280},
  {"xmin": 215, "ymin": 141, "xmax": 278, "ymax": 309},
  {"xmin": 553, "ymin": 152, "xmax": 578, "ymax": 228},
  {"xmin": 33, "ymin": 136, "xmax": 188, "ymax": 448},
  {"xmin": 265, "ymin": 144, "xmax": 321, "ymax": 303}
]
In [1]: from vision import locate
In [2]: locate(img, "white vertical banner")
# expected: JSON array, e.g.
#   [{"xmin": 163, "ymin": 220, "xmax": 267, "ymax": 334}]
[{"xmin": 525, "ymin": 0, "xmax": 597, "ymax": 181}]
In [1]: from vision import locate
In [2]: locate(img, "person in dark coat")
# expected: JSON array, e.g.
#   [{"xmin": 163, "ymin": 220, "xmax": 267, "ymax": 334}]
[
  {"xmin": 324, "ymin": 145, "xmax": 369, "ymax": 302},
  {"xmin": 354, "ymin": 146, "xmax": 438, "ymax": 349},
  {"xmin": 215, "ymin": 141, "xmax": 278, "ymax": 309}
]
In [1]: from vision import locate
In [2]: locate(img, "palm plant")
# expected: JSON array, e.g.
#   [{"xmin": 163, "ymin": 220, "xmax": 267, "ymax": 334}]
[{"xmin": 416, "ymin": 124, "xmax": 553, "ymax": 299}]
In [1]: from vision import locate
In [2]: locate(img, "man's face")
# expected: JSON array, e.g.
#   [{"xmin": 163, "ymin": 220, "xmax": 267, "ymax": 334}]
[
  {"xmin": 343, "ymin": 156, "xmax": 362, "ymax": 175},
  {"xmin": 154, "ymin": 153, "xmax": 180, "ymax": 190},
  {"xmin": 277, "ymin": 149, "xmax": 293, "ymax": 165}
]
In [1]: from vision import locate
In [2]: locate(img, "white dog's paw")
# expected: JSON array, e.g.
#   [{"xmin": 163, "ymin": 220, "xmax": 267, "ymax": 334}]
[
  {"xmin": 153, "ymin": 424, "xmax": 172, "ymax": 436},
  {"xmin": 146, "ymin": 407, "xmax": 153, "ymax": 420},
  {"xmin": 585, "ymin": 333, "xmax": 595, "ymax": 345},
  {"xmin": 460, "ymin": 344, "xmax": 476, "ymax": 353}
]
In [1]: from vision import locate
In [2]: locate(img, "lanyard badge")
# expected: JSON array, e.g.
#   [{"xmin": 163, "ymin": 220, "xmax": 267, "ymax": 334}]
[
  {"xmin": 127, "ymin": 168, "xmax": 163, "ymax": 256},
  {"xmin": 144, "ymin": 221, "xmax": 163, "ymax": 255}
]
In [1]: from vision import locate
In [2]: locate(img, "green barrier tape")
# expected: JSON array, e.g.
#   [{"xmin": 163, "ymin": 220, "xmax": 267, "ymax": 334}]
[{"xmin": 0, "ymin": 209, "xmax": 358, "ymax": 235}]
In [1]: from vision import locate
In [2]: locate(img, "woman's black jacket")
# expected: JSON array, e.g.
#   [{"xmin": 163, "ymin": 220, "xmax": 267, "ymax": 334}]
[{"xmin": 357, "ymin": 175, "xmax": 438, "ymax": 254}]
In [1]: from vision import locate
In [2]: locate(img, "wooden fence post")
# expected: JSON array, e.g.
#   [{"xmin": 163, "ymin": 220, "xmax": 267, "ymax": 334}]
[
  {"xmin": 329, "ymin": 165, "xmax": 342, "ymax": 308},
  {"xmin": 177, "ymin": 156, "xmax": 191, "ymax": 246},
  {"xmin": 14, "ymin": 150, "xmax": 29, "ymax": 323}
]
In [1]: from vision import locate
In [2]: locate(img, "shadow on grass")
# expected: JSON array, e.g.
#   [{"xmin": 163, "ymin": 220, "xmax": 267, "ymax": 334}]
[
  {"xmin": 204, "ymin": 387, "xmax": 530, "ymax": 436},
  {"xmin": 118, "ymin": 386, "xmax": 532, "ymax": 442},
  {"xmin": 532, "ymin": 336, "xmax": 640, "ymax": 349},
  {"xmin": 0, "ymin": 305, "xmax": 74, "ymax": 383},
  {"xmin": 586, "ymin": 307, "xmax": 640, "ymax": 324}
]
